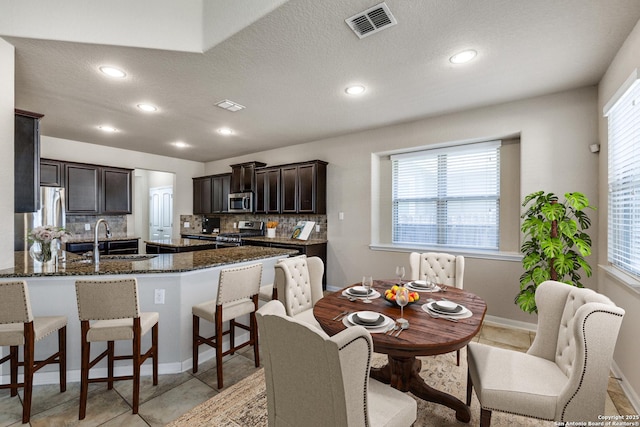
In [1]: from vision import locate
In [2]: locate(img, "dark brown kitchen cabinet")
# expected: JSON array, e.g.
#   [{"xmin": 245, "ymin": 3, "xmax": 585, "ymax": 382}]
[
  {"xmin": 281, "ymin": 160, "xmax": 327, "ymax": 214},
  {"xmin": 40, "ymin": 159, "xmax": 64, "ymax": 187},
  {"xmin": 255, "ymin": 167, "xmax": 281, "ymax": 214},
  {"xmin": 102, "ymin": 167, "xmax": 132, "ymax": 214},
  {"xmin": 193, "ymin": 173, "xmax": 231, "ymax": 214},
  {"xmin": 65, "ymin": 161, "xmax": 132, "ymax": 215},
  {"xmin": 230, "ymin": 161, "xmax": 266, "ymax": 193},
  {"xmin": 66, "ymin": 163, "xmax": 100, "ymax": 214},
  {"xmin": 65, "ymin": 238, "xmax": 138, "ymax": 255},
  {"xmin": 14, "ymin": 110, "xmax": 44, "ymax": 213}
]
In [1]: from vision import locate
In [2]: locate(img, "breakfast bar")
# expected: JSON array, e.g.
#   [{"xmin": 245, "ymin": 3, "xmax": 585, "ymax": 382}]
[{"xmin": 0, "ymin": 246, "xmax": 296, "ymax": 385}]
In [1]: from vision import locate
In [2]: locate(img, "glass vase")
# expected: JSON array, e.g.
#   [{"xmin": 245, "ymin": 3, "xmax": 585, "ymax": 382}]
[{"xmin": 30, "ymin": 240, "xmax": 57, "ymax": 263}]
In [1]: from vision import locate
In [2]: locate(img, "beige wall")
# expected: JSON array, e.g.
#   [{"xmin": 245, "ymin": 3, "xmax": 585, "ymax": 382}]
[
  {"xmin": 0, "ymin": 39, "xmax": 13, "ymax": 269},
  {"xmin": 597, "ymin": 19, "xmax": 640, "ymax": 409},
  {"xmin": 205, "ymin": 85, "xmax": 599, "ymax": 326}
]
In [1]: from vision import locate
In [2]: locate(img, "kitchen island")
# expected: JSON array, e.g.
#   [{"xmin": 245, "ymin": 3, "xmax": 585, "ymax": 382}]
[{"xmin": 0, "ymin": 246, "xmax": 296, "ymax": 386}]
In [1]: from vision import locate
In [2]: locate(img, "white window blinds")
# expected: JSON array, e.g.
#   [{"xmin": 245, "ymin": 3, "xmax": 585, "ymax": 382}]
[
  {"xmin": 606, "ymin": 73, "xmax": 640, "ymax": 277},
  {"xmin": 391, "ymin": 140, "xmax": 501, "ymax": 249}
]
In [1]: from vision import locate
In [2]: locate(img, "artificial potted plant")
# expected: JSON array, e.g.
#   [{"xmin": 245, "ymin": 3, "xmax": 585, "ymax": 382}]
[{"xmin": 516, "ymin": 191, "xmax": 594, "ymax": 313}]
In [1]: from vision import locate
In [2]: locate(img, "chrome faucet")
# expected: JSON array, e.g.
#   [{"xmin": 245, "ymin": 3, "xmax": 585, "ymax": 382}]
[{"xmin": 93, "ymin": 219, "xmax": 111, "ymax": 264}]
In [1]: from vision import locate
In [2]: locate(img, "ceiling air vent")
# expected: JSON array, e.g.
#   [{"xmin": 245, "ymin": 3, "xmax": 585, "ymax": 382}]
[{"xmin": 345, "ymin": 2, "xmax": 397, "ymax": 39}]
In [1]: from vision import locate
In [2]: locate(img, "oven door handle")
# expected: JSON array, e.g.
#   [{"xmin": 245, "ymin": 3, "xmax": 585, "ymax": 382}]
[{"xmin": 243, "ymin": 197, "xmax": 251, "ymax": 210}]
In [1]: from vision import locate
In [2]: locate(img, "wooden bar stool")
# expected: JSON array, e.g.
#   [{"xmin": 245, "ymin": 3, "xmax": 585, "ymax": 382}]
[
  {"xmin": 0, "ymin": 280, "xmax": 67, "ymax": 424},
  {"xmin": 75, "ymin": 278, "xmax": 159, "ymax": 419},
  {"xmin": 192, "ymin": 263, "xmax": 262, "ymax": 389}
]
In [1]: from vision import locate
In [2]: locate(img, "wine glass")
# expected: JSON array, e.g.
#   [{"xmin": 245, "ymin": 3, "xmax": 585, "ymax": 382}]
[
  {"xmin": 396, "ymin": 286, "xmax": 409, "ymax": 323},
  {"xmin": 362, "ymin": 276, "xmax": 373, "ymax": 304},
  {"xmin": 395, "ymin": 266, "xmax": 405, "ymax": 285}
]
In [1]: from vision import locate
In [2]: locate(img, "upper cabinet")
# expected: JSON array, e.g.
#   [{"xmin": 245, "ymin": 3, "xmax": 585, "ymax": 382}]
[
  {"xmin": 14, "ymin": 109, "xmax": 44, "ymax": 213},
  {"xmin": 40, "ymin": 159, "xmax": 64, "ymax": 187},
  {"xmin": 280, "ymin": 161, "xmax": 327, "ymax": 214},
  {"xmin": 54, "ymin": 160, "xmax": 132, "ymax": 215},
  {"xmin": 193, "ymin": 173, "xmax": 231, "ymax": 214},
  {"xmin": 255, "ymin": 167, "xmax": 281, "ymax": 214},
  {"xmin": 230, "ymin": 161, "xmax": 266, "ymax": 193}
]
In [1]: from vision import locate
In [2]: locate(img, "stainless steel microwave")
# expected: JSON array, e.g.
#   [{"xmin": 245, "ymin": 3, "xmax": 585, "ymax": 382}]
[{"xmin": 228, "ymin": 192, "xmax": 253, "ymax": 213}]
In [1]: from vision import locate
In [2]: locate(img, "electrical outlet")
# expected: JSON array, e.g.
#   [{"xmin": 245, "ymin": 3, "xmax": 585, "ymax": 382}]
[
  {"xmin": 184, "ymin": 222, "xmax": 190, "ymax": 228},
  {"xmin": 84, "ymin": 223, "xmax": 91, "ymax": 231},
  {"xmin": 339, "ymin": 212, "xmax": 344, "ymax": 220},
  {"xmin": 154, "ymin": 289, "xmax": 165, "ymax": 304},
  {"xmin": 315, "ymin": 225, "xmax": 320, "ymax": 232},
  {"xmin": 233, "ymin": 222, "xmax": 237, "ymax": 228}
]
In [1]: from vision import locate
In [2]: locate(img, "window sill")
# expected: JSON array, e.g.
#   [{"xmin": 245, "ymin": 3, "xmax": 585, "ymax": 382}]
[
  {"xmin": 599, "ymin": 264, "xmax": 640, "ymax": 296},
  {"xmin": 368, "ymin": 243, "xmax": 522, "ymax": 262}
]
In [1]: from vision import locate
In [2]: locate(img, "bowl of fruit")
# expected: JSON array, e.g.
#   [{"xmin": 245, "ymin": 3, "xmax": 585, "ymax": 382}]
[{"xmin": 384, "ymin": 285, "xmax": 420, "ymax": 306}]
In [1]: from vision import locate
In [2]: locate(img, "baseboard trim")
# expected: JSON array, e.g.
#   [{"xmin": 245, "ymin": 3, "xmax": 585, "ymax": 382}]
[
  {"xmin": 611, "ymin": 360, "xmax": 640, "ymax": 415},
  {"xmin": 482, "ymin": 314, "xmax": 537, "ymax": 332}
]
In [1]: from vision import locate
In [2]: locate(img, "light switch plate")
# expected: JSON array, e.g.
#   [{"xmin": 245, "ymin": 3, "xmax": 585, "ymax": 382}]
[
  {"xmin": 154, "ymin": 289, "xmax": 165, "ymax": 304},
  {"xmin": 84, "ymin": 223, "xmax": 91, "ymax": 231},
  {"xmin": 184, "ymin": 222, "xmax": 190, "ymax": 228}
]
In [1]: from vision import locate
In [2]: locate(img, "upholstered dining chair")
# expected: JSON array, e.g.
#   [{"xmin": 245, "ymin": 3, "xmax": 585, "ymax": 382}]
[
  {"xmin": 274, "ymin": 255, "xmax": 324, "ymax": 328},
  {"xmin": 192, "ymin": 262, "xmax": 262, "ymax": 389},
  {"xmin": 0, "ymin": 280, "xmax": 67, "ymax": 424},
  {"xmin": 409, "ymin": 251, "xmax": 464, "ymax": 364},
  {"xmin": 467, "ymin": 280, "xmax": 625, "ymax": 426},
  {"xmin": 75, "ymin": 278, "xmax": 159, "ymax": 419},
  {"xmin": 256, "ymin": 299, "xmax": 417, "ymax": 427}
]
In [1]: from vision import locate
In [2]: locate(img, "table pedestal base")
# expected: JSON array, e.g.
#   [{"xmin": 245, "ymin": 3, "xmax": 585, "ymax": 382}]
[{"xmin": 370, "ymin": 356, "xmax": 471, "ymax": 423}]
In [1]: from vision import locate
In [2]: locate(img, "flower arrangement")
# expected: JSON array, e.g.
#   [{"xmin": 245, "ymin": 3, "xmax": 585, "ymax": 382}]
[
  {"xmin": 28, "ymin": 225, "xmax": 71, "ymax": 263},
  {"xmin": 266, "ymin": 221, "xmax": 279, "ymax": 229}
]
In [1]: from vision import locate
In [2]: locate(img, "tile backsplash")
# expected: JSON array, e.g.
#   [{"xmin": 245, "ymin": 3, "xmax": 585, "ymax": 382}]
[
  {"xmin": 65, "ymin": 215, "xmax": 128, "ymax": 241},
  {"xmin": 180, "ymin": 214, "xmax": 327, "ymax": 240}
]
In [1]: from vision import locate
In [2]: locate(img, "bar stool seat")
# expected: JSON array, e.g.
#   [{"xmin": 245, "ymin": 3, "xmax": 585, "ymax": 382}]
[
  {"xmin": 192, "ymin": 263, "xmax": 262, "ymax": 389},
  {"xmin": 0, "ymin": 280, "xmax": 67, "ymax": 424},
  {"xmin": 75, "ymin": 278, "xmax": 158, "ymax": 420}
]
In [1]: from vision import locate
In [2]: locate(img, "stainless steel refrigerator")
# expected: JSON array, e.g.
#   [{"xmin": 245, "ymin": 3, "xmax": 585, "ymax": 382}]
[{"xmin": 14, "ymin": 187, "xmax": 66, "ymax": 251}]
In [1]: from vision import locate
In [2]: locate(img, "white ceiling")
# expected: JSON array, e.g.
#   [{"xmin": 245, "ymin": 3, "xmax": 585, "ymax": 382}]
[{"xmin": 2, "ymin": 0, "xmax": 640, "ymax": 162}]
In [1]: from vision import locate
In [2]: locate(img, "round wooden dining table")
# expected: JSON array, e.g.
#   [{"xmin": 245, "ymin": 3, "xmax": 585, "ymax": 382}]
[{"xmin": 313, "ymin": 280, "xmax": 487, "ymax": 423}]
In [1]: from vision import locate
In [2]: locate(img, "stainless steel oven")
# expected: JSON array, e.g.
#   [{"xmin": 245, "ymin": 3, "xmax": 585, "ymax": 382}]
[{"xmin": 228, "ymin": 192, "xmax": 253, "ymax": 213}]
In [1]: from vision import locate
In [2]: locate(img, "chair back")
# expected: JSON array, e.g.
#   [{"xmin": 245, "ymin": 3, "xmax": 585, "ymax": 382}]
[
  {"xmin": 528, "ymin": 280, "xmax": 625, "ymax": 421},
  {"xmin": 216, "ymin": 263, "xmax": 263, "ymax": 305},
  {"xmin": 274, "ymin": 256, "xmax": 324, "ymax": 316},
  {"xmin": 75, "ymin": 278, "xmax": 140, "ymax": 321},
  {"xmin": 0, "ymin": 281, "xmax": 33, "ymax": 324},
  {"xmin": 409, "ymin": 252, "xmax": 464, "ymax": 288},
  {"xmin": 257, "ymin": 300, "xmax": 373, "ymax": 427}
]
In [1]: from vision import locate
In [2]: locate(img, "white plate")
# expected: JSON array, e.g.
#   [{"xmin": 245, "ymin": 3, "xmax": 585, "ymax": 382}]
[
  {"xmin": 406, "ymin": 283, "xmax": 441, "ymax": 293},
  {"xmin": 433, "ymin": 300, "xmax": 458, "ymax": 312},
  {"xmin": 425, "ymin": 301, "xmax": 469, "ymax": 316},
  {"xmin": 343, "ymin": 313, "xmax": 392, "ymax": 332},
  {"xmin": 355, "ymin": 310, "xmax": 380, "ymax": 323},
  {"xmin": 342, "ymin": 289, "xmax": 381, "ymax": 299},
  {"xmin": 421, "ymin": 302, "xmax": 473, "ymax": 319},
  {"xmin": 347, "ymin": 286, "xmax": 373, "ymax": 296}
]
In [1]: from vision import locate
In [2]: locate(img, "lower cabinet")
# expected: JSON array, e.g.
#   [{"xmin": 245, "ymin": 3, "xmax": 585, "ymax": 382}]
[
  {"xmin": 65, "ymin": 239, "xmax": 139, "ymax": 255},
  {"xmin": 245, "ymin": 239, "xmax": 327, "ymax": 288}
]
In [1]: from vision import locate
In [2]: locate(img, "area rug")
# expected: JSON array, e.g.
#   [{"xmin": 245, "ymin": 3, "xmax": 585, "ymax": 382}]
[{"xmin": 168, "ymin": 349, "xmax": 554, "ymax": 426}]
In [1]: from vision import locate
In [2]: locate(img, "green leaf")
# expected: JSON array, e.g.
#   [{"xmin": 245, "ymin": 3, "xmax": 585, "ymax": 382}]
[
  {"xmin": 574, "ymin": 238, "xmax": 592, "ymax": 257},
  {"xmin": 574, "ymin": 210, "xmax": 592, "ymax": 230},
  {"xmin": 541, "ymin": 237, "xmax": 563, "ymax": 258},
  {"xmin": 522, "ymin": 253, "xmax": 542, "ymax": 270},
  {"xmin": 531, "ymin": 266, "xmax": 550, "ymax": 285},
  {"xmin": 516, "ymin": 290, "xmax": 538, "ymax": 314},
  {"xmin": 558, "ymin": 219, "xmax": 578, "ymax": 238},
  {"xmin": 565, "ymin": 192, "xmax": 590, "ymax": 211},
  {"xmin": 576, "ymin": 257, "xmax": 593, "ymax": 277},
  {"xmin": 541, "ymin": 203, "xmax": 565, "ymax": 221},
  {"xmin": 522, "ymin": 191, "xmax": 544, "ymax": 207},
  {"xmin": 553, "ymin": 253, "xmax": 575, "ymax": 276}
]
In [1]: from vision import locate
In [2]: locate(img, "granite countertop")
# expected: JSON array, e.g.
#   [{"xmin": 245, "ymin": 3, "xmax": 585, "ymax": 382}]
[
  {"xmin": 1, "ymin": 246, "xmax": 298, "ymax": 278},
  {"xmin": 66, "ymin": 236, "xmax": 141, "ymax": 243},
  {"xmin": 144, "ymin": 238, "xmax": 217, "ymax": 248},
  {"xmin": 243, "ymin": 236, "xmax": 327, "ymax": 246}
]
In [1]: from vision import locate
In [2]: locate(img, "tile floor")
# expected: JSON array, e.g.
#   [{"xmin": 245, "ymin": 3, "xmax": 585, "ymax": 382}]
[{"xmin": 0, "ymin": 323, "xmax": 636, "ymax": 426}]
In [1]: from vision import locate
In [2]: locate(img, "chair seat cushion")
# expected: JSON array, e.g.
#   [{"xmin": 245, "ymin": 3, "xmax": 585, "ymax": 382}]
[
  {"xmin": 468, "ymin": 342, "xmax": 568, "ymax": 420},
  {"xmin": 193, "ymin": 299, "xmax": 255, "ymax": 323},
  {"xmin": 86, "ymin": 312, "xmax": 159, "ymax": 342},
  {"xmin": 0, "ymin": 316, "xmax": 67, "ymax": 346},
  {"xmin": 291, "ymin": 309, "xmax": 321, "ymax": 330},
  {"xmin": 368, "ymin": 378, "xmax": 417, "ymax": 427}
]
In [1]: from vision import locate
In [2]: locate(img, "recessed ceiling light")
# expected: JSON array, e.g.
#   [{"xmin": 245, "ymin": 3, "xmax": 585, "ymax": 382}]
[
  {"xmin": 449, "ymin": 49, "xmax": 477, "ymax": 64},
  {"xmin": 173, "ymin": 141, "xmax": 188, "ymax": 148},
  {"xmin": 137, "ymin": 103, "xmax": 157, "ymax": 112},
  {"xmin": 98, "ymin": 125, "xmax": 117, "ymax": 132},
  {"xmin": 99, "ymin": 66, "xmax": 126, "ymax": 78},
  {"xmin": 218, "ymin": 127, "xmax": 234, "ymax": 135},
  {"xmin": 345, "ymin": 85, "xmax": 366, "ymax": 95}
]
